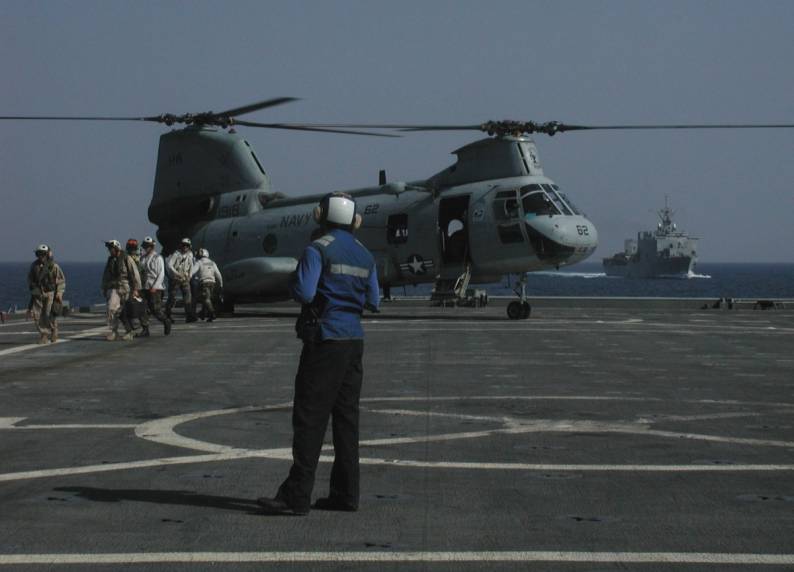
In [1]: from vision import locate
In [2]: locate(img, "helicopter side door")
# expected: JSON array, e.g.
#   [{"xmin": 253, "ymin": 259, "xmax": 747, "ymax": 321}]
[{"xmin": 438, "ymin": 195, "xmax": 470, "ymax": 265}]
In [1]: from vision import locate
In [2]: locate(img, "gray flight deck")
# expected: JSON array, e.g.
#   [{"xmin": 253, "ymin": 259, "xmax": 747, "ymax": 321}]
[{"xmin": 1, "ymin": 299, "xmax": 793, "ymax": 570}]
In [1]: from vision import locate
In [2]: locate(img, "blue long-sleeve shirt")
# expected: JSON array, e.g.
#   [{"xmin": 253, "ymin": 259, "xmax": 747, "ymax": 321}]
[{"xmin": 291, "ymin": 228, "xmax": 379, "ymax": 340}]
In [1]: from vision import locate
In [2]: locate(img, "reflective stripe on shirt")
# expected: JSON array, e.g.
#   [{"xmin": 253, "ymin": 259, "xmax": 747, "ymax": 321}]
[
  {"xmin": 330, "ymin": 263, "xmax": 370, "ymax": 279},
  {"xmin": 314, "ymin": 235, "xmax": 336, "ymax": 247}
]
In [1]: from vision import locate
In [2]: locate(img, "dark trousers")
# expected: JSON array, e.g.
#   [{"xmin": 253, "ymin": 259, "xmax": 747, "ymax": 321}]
[
  {"xmin": 276, "ymin": 339, "xmax": 364, "ymax": 512},
  {"xmin": 140, "ymin": 290, "xmax": 167, "ymax": 327}
]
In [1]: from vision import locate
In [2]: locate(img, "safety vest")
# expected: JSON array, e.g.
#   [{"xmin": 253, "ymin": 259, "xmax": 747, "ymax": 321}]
[{"xmin": 307, "ymin": 229, "xmax": 375, "ymax": 340}]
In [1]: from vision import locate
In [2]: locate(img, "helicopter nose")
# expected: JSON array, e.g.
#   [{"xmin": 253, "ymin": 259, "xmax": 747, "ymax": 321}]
[{"xmin": 525, "ymin": 215, "xmax": 598, "ymax": 263}]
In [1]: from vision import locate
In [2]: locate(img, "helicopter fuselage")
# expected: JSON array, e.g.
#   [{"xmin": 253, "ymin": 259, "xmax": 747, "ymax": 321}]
[{"xmin": 149, "ymin": 127, "xmax": 598, "ymax": 303}]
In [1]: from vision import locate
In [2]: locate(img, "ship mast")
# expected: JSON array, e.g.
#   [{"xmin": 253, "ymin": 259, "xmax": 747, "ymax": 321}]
[{"xmin": 656, "ymin": 195, "xmax": 677, "ymax": 236}]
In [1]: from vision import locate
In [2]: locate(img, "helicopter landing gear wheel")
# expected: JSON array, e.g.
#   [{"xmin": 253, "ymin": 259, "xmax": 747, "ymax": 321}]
[
  {"xmin": 506, "ymin": 273, "xmax": 531, "ymax": 320},
  {"xmin": 507, "ymin": 301, "xmax": 523, "ymax": 320},
  {"xmin": 507, "ymin": 300, "xmax": 531, "ymax": 320}
]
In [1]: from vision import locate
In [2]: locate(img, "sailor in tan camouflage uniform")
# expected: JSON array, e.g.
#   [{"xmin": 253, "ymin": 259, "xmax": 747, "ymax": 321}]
[
  {"xmin": 27, "ymin": 244, "xmax": 66, "ymax": 344},
  {"xmin": 190, "ymin": 248, "xmax": 223, "ymax": 322},
  {"xmin": 138, "ymin": 236, "xmax": 172, "ymax": 336},
  {"xmin": 124, "ymin": 238, "xmax": 145, "ymax": 335},
  {"xmin": 101, "ymin": 239, "xmax": 141, "ymax": 341}
]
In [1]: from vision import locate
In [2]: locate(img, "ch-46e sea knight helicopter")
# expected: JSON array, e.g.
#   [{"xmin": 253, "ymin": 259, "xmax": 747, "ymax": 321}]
[{"xmin": 4, "ymin": 98, "xmax": 792, "ymax": 319}]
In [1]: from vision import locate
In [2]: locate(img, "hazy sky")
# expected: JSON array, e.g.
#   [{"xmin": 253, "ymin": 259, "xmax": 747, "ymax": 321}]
[{"xmin": 1, "ymin": 1, "xmax": 792, "ymax": 263}]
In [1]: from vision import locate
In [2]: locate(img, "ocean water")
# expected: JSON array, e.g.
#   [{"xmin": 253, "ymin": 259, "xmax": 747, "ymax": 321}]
[
  {"xmin": 505, "ymin": 262, "xmax": 794, "ymax": 299},
  {"xmin": 1, "ymin": 261, "xmax": 793, "ymax": 312},
  {"xmin": 408, "ymin": 262, "xmax": 794, "ymax": 299}
]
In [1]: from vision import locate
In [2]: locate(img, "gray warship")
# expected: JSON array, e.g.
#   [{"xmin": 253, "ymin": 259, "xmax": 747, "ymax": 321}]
[{"xmin": 603, "ymin": 199, "xmax": 698, "ymax": 278}]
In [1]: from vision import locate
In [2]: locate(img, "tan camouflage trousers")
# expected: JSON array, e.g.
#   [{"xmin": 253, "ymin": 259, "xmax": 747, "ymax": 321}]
[
  {"xmin": 106, "ymin": 288, "xmax": 131, "ymax": 336},
  {"xmin": 198, "ymin": 282, "xmax": 216, "ymax": 317},
  {"xmin": 141, "ymin": 289, "xmax": 167, "ymax": 327},
  {"xmin": 166, "ymin": 280, "xmax": 196, "ymax": 320},
  {"xmin": 31, "ymin": 292, "xmax": 57, "ymax": 338}
]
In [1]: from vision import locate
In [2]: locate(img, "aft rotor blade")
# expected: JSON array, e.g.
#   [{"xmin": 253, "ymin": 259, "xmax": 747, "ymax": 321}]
[
  {"xmin": 215, "ymin": 97, "xmax": 300, "ymax": 118},
  {"xmin": 234, "ymin": 120, "xmax": 400, "ymax": 137},
  {"xmin": 391, "ymin": 122, "xmax": 794, "ymax": 134},
  {"xmin": 555, "ymin": 123, "xmax": 794, "ymax": 132}
]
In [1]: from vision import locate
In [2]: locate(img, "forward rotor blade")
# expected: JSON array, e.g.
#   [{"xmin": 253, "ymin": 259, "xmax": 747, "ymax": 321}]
[
  {"xmin": 0, "ymin": 115, "xmax": 161, "ymax": 122},
  {"xmin": 234, "ymin": 120, "xmax": 400, "ymax": 137},
  {"xmin": 215, "ymin": 97, "xmax": 300, "ymax": 118},
  {"xmin": 399, "ymin": 125, "xmax": 483, "ymax": 131},
  {"xmin": 266, "ymin": 123, "xmax": 483, "ymax": 131}
]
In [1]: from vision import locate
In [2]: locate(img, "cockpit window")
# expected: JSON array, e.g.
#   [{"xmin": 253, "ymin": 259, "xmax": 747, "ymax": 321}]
[
  {"xmin": 552, "ymin": 185, "xmax": 583, "ymax": 215},
  {"xmin": 492, "ymin": 190, "xmax": 521, "ymax": 221},
  {"xmin": 521, "ymin": 189, "xmax": 559, "ymax": 216},
  {"xmin": 498, "ymin": 223, "xmax": 524, "ymax": 244},
  {"xmin": 541, "ymin": 184, "xmax": 572, "ymax": 215},
  {"xmin": 504, "ymin": 198, "xmax": 519, "ymax": 218},
  {"xmin": 493, "ymin": 189, "xmax": 526, "ymax": 243}
]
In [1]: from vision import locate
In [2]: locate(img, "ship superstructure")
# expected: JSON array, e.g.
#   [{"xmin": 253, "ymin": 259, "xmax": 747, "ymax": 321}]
[{"xmin": 603, "ymin": 199, "xmax": 698, "ymax": 278}]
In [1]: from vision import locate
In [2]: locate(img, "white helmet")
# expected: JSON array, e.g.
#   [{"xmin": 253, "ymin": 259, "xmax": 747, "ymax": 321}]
[
  {"xmin": 105, "ymin": 239, "xmax": 121, "ymax": 250},
  {"xmin": 142, "ymin": 236, "xmax": 156, "ymax": 247},
  {"xmin": 180, "ymin": 237, "xmax": 192, "ymax": 247},
  {"xmin": 201, "ymin": 248, "xmax": 210, "ymax": 258},
  {"xmin": 35, "ymin": 244, "xmax": 49, "ymax": 255},
  {"xmin": 313, "ymin": 192, "xmax": 361, "ymax": 229}
]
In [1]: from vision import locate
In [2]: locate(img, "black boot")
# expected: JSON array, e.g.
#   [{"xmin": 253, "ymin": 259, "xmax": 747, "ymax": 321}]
[
  {"xmin": 164, "ymin": 318, "xmax": 172, "ymax": 336},
  {"xmin": 134, "ymin": 327, "xmax": 150, "ymax": 338}
]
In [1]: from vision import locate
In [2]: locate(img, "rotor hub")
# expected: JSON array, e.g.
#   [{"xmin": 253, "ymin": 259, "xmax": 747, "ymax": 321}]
[{"xmin": 480, "ymin": 120, "xmax": 564, "ymax": 137}]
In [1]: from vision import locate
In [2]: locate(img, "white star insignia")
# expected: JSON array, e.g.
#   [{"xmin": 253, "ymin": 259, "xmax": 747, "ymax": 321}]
[{"xmin": 408, "ymin": 256, "xmax": 425, "ymax": 274}]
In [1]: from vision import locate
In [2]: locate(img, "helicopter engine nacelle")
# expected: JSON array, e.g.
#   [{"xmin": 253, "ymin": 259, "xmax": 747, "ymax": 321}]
[{"xmin": 429, "ymin": 136, "xmax": 544, "ymax": 188}]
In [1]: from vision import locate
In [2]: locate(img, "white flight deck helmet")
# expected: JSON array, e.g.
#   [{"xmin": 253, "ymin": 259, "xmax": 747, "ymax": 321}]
[
  {"xmin": 142, "ymin": 236, "xmax": 156, "ymax": 248},
  {"xmin": 180, "ymin": 237, "xmax": 192, "ymax": 248},
  {"xmin": 196, "ymin": 248, "xmax": 209, "ymax": 259},
  {"xmin": 35, "ymin": 244, "xmax": 50, "ymax": 255},
  {"xmin": 313, "ymin": 192, "xmax": 362, "ymax": 230},
  {"xmin": 105, "ymin": 239, "xmax": 121, "ymax": 250}
]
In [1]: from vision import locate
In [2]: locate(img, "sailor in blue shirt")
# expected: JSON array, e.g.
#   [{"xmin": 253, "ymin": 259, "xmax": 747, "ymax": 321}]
[{"xmin": 258, "ymin": 192, "xmax": 379, "ymax": 515}]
